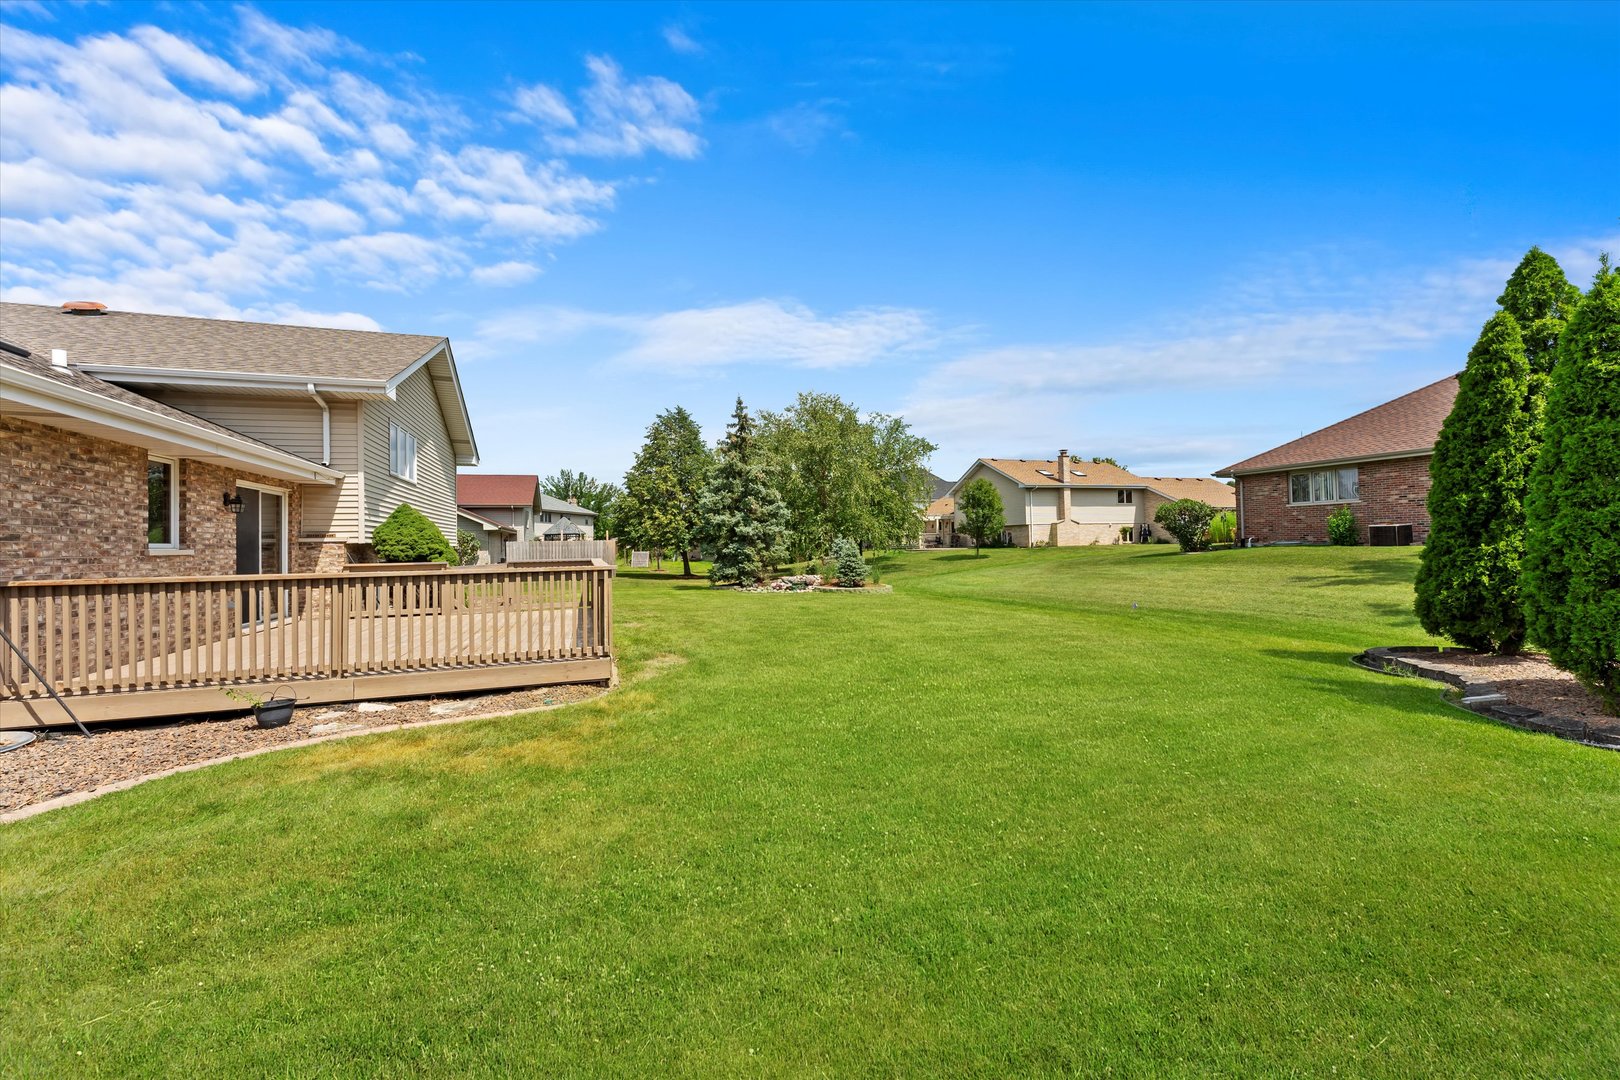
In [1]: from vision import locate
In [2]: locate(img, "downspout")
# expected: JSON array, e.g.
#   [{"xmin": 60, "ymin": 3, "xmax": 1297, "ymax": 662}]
[
  {"xmin": 307, "ymin": 383, "xmax": 330, "ymax": 466},
  {"xmin": 1237, "ymin": 477, "xmax": 1245, "ymax": 543}
]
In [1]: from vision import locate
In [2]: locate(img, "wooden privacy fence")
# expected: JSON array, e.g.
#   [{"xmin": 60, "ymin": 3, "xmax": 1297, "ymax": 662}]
[
  {"xmin": 0, "ymin": 562, "xmax": 613, "ymax": 724},
  {"xmin": 505, "ymin": 539, "xmax": 616, "ymax": 565}
]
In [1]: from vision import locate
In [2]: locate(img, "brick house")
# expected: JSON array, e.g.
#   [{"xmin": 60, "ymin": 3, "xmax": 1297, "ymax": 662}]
[
  {"xmin": 1, "ymin": 301, "xmax": 478, "ymax": 583},
  {"xmin": 1216, "ymin": 374, "xmax": 1459, "ymax": 545},
  {"xmin": 947, "ymin": 452, "xmax": 1236, "ymax": 547}
]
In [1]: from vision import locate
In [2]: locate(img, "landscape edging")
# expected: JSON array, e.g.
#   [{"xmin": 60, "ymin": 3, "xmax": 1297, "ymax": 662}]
[{"xmin": 1354, "ymin": 646, "xmax": 1619, "ymax": 751}]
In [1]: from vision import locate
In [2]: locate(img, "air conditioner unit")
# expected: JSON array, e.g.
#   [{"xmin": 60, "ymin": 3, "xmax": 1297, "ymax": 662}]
[{"xmin": 1368, "ymin": 523, "xmax": 1413, "ymax": 547}]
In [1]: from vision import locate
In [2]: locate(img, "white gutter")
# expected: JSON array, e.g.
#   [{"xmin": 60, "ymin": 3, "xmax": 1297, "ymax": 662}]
[
  {"xmin": 1220, "ymin": 449, "xmax": 1434, "ymax": 477},
  {"xmin": 75, "ymin": 363, "xmax": 390, "ymax": 396},
  {"xmin": 1, "ymin": 364, "xmax": 342, "ymax": 485},
  {"xmin": 307, "ymin": 382, "xmax": 331, "ymax": 466}
]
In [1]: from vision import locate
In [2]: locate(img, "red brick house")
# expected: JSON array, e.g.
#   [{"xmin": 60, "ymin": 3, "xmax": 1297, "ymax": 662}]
[{"xmin": 1217, "ymin": 374, "xmax": 1459, "ymax": 545}]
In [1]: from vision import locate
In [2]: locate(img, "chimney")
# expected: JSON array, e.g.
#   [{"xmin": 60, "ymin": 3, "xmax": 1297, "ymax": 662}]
[
  {"xmin": 51, "ymin": 349, "xmax": 69, "ymax": 368},
  {"xmin": 1056, "ymin": 449, "xmax": 1071, "ymax": 522}
]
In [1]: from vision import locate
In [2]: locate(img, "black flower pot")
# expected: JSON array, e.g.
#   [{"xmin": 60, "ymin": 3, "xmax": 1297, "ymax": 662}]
[{"xmin": 253, "ymin": 699, "xmax": 296, "ymax": 728}]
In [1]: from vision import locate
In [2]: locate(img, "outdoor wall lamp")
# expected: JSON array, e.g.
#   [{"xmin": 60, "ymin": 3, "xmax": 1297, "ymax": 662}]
[{"xmin": 223, "ymin": 492, "xmax": 246, "ymax": 514}]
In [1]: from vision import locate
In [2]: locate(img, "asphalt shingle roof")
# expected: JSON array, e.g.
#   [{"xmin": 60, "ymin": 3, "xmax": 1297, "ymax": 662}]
[
  {"xmin": 457, "ymin": 474, "xmax": 539, "ymax": 508},
  {"xmin": 1219, "ymin": 374, "xmax": 1460, "ymax": 475},
  {"xmin": 0, "ymin": 302, "xmax": 445, "ymax": 382}
]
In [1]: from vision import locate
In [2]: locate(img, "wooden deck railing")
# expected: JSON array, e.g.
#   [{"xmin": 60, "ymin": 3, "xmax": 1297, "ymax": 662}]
[
  {"xmin": 0, "ymin": 563, "xmax": 613, "ymax": 706},
  {"xmin": 505, "ymin": 539, "xmax": 617, "ymax": 565}
]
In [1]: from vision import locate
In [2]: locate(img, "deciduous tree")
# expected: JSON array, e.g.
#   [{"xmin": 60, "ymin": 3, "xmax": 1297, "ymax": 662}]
[
  {"xmin": 958, "ymin": 478, "xmax": 1005, "ymax": 555},
  {"xmin": 616, "ymin": 407, "xmax": 710, "ymax": 576}
]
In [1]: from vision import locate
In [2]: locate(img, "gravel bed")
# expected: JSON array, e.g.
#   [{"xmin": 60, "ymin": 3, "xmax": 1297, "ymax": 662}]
[
  {"xmin": 1388, "ymin": 648, "xmax": 1617, "ymax": 733},
  {"xmin": 0, "ymin": 683, "xmax": 605, "ymax": 815}
]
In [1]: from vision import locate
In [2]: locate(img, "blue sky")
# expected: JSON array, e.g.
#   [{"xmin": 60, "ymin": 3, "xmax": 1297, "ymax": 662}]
[{"xmin": 2, "ymin": 1, "xmax": 1615, "ymax": 483}]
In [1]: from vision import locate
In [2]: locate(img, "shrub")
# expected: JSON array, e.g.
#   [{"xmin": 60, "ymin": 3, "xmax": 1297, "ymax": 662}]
[
  {"xmin": 1208, "ymin": 510, "xmax": 1237, "ymax": 545},
  {"xmin": 958, "ymin": 478, "xmax": 1006, "ymax": 555},
  {"xmin": 1153, "ymin": 499, "xmax": 1216, "ymax": 552},
  {"xmin": 373, "ymin": 503, "xmax": 456, "ymax": 563},
  {"xmin": 1414, "ymin": 311, "xmax": 1535, "ymax": 654},
  {"xmin": 831, "ymin": 537, "xmax": 867, "ymax": 587},
  {"xmin": 1326, "ymin": 505, "xmax": 1360, "ymax": 546},
  {"xmin": 455, "ymin": 529, "xmax": 483, "ymax": 566},
  {"xmin": 1524, "ymin": 258, "xmax": 1619, "ymax": 707}
]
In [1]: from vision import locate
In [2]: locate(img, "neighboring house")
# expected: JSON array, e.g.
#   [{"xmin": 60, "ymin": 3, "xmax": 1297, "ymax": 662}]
[
  {"xmin": 456, "ymin": 508, "xmax": 518, "ymax": 564},
  {"xmin": 922, "ymin": 495, "xmax": 956, "ymax": 547},
  {"xmin": 1217, "ymin": 374, "xmax": 1459, "ymax": 545},
  {"xmin": 0, "ymin": 301, "xmax": 477, "ymax": 582},
  {"xmin": 456, "ymin": 475, "xmax": 597, "ymax": 547},
  {"xmin": 948, "ymin": 451, "xmax": 1236, "ymax": 547},
  {"xmin": 539, "ymin": 493, "xmax": 596, "ymax": 540}
]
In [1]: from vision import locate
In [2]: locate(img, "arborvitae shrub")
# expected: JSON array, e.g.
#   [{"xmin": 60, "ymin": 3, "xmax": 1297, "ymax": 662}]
[
  {"xmin": 372, "ymin": 503, "xmax": 457, "ymax": 563},
  {"xmin": 1524, "ymin": 259, "xmax": 1620, "ymax": 707},
  {"xmin": 1414, "ymin": 312, "xmax": 1535, "ymax": 653}
]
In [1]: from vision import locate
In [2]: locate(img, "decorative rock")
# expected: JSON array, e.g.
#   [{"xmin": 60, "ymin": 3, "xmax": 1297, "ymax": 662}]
[
  {"xmin": 428, "ymin": 701, "xmax": 473, "ymax": 717},
  {"xmin": 310, "ymin": 709, "xmax": 350, "ymax": 720},
  {"xmin": 309, "ymin": 721, "xmax": 365, "ymax": 735},
  {"xmin": 355, "ymin": 702, "xmax": 398, "ymax": 713}
]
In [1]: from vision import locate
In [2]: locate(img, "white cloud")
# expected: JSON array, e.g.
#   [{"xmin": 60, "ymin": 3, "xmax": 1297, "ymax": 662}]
[
  {"xmin": 661, "ymin": 24, "xmax": 704, "ymax": 56},
  {"xmin": 0, "ymin": 10, "xmax": 695, "ymax": 320},
  {"xmin": 766, "ymin": 100, "xmax": 848, "ymax": 152},
  {"xmin": 469, "ymin": 260, "xmax": 542, "ymax": 287},
  {"xmin": 464, "ymin": 298, "xmax": 944, "ymax": 371},
  {"xmin": 515, "ymin": 55, "xmax": 703, "ymax": 159}
]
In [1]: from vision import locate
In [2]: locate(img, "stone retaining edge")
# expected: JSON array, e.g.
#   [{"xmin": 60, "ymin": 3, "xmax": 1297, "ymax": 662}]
[{"xmin": 1354, "ymin": 646, "xmax": 1620, "ymax": 752}]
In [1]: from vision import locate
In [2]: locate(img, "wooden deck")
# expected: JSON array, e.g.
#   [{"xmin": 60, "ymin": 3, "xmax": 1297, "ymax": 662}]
[{"xmin": 0, "ymin": 563, "xmax": 614, "ymax": 727}]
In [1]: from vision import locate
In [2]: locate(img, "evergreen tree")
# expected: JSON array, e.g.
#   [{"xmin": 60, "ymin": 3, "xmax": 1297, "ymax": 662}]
[
  {"xmin": 701, "ymin": 398, "xmax": 789, "ymax": 586},
  {"xmin": 958, "ymin": 478, "xmax": 1005, "ymax": 555},
  {"xmin": 616, "ymin": 407, "xmax": 710, "ymax": 576},
  {"xmin": 1524, "ymin": 258, "xmax": 1620, "ymax": 707},
  {"xmin": 1498, "ymin": 246, "xmax": 1583, "ymax": 381},
  {"xmin": 1414, "ymin": 312, "xmax": 1535, "ymax": 653}
]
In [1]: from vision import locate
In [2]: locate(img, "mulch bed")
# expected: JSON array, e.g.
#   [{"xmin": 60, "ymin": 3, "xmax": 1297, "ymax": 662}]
[
  {"xmin": 1358, "ymin": 646, "xmax": 1619, "ymax": 749},
  {"xmin": 0, "ymin": 683, "xmax": 606, "ymax": 815}
]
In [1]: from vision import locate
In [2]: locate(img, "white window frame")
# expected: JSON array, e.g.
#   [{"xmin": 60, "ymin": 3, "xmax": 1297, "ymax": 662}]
[
  {"xmin": 147, "ymin": 454, "xmax": 180, "ymax": 551},
  {"xmin": 1288, "ymin": 467, "xmax": 1361, "ymax": 506},
  {"xmin": 389, "ymin": 422, "xmax": 418, "ymax": 483}
]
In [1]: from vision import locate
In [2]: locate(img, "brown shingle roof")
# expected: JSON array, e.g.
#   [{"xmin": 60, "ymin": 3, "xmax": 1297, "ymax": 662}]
[
  {"xmin": 457, "ymin": 473, "xmax": 540, "ymax": 508},
  {"xmin": 0, "ymin": 302, "xmax": 445, "ymax": 383},
  {"xmin": 979, "ymin": 457, "xmax": 1143, "ymax": 488},
  {"xmin": 925, "ymin": 496, "xmax": 955, "ymax": 518},
  {"xmin": 1219, "ymin": 374, "xmax": 1459, "ymax": 475},
  {"xmin": 1140, "ymin": 477, "xmax": 1236, "ymax": 507}
]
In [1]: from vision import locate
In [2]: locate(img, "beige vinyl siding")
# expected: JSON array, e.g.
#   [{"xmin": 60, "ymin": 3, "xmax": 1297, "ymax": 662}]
[
  {"xmin": 146, "ymin": 392, "xmax": 362, "ymax": 540},
  {"xmin": 953, "ymin": 464, "xmax": 1027, "ymax": 528},
  {"xmin": 1068, "ymin": 488, "xmax": 1142, "ymax": 524},
  {"xmin": 361, "ymin": 366, "xmax": 458, "ymax": 542}
]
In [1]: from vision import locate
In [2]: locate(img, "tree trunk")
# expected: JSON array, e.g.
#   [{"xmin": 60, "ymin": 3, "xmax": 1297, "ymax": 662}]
[{"xmin": 682, "ymin": 550, "xmax": 693, "ymax": 577}]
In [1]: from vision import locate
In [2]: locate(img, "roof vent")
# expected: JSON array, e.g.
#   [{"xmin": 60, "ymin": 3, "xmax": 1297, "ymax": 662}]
[
  {"xmin": 60, "ymin": 301, "xmax": 107, "ymax": 315},
  {"xmin": 51, "ymin": 349, "xmax": 69, "ymax": 368}
]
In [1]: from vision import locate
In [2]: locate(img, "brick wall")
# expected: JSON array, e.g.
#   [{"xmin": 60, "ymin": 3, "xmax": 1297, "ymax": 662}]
[
  {"xmin": 1, "ymin": 416, "xmax": 327, "ymax": 582},
  {"xmin": 1236, "ymin": 455, "xmax": 1433, "ymax": 545}
]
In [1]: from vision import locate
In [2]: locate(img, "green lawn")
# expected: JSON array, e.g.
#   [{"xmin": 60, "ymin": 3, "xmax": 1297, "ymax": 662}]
[{"xmin": 3, "ymin": 546, "xmax": 1616, "ymax": 1076}]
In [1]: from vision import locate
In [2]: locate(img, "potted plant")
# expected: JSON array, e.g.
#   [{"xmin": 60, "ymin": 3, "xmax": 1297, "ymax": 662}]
[{"xmin": 224, "ymin": 685, "xmax": 296, "ymax": 728}]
